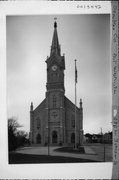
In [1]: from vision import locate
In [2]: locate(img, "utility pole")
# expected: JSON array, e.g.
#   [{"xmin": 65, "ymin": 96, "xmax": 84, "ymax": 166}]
[
  {"xmin": 104, "ymin": 142, "xmax": 105, "ymax": 162},
  {"xmin": 100, "ymin": 127, "xmax": 102, "ymax": 135},
  {"xmin": 101, "ymin": 127, "xmax": 106, "ymax": 162}
]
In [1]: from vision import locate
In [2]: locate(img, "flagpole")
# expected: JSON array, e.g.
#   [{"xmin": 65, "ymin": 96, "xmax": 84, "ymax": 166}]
[{"xmin": 75, "ymin": 59, "xmax": 77, "ymax": 149}]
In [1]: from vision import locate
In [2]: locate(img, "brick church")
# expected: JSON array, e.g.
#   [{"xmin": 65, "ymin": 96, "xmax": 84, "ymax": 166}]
[{"xmin": 30, "ymin": 21, "xmax": 83, "ymax": 146}]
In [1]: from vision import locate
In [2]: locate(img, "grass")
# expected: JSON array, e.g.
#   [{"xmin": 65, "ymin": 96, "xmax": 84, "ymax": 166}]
[
  {"xmin": 9, "ymin": 152, "xmax": 97, "ymax": 164},
  {"xmin": 54, "ymin": 146, "xmax": 85, "ymax": 154}
]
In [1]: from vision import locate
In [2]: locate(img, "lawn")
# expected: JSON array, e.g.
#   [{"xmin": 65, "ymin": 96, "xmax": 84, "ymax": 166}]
[
  {"xmin": 54, "ymin": 146, "xmax": 85, "ymax": 154},
  {"xmin": 9, "ymin": 152, "xmax": 97, "ymax": 164}
]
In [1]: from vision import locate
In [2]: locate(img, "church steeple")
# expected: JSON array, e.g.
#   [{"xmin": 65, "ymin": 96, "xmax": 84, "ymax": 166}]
[
  {"xmin": 46, "ymin": 19, "xmax": 65, "ymax": 92},
  {"xmin": 50, "ymin": 21, "xmax": 61, "ymax": 56}
]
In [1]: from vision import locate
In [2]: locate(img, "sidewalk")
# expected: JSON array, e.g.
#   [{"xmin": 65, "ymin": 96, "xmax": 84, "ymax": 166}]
[
  {"xmin": 84, "ymin": 146, "xmax": 97, "ymax": 155},
  {"xmin": 16, "ymin": 146, "xmax": 102, "ymax": 162}
]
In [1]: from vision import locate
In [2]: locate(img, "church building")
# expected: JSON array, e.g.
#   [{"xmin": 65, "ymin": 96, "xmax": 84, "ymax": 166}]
[{"xmin": 30, "ymin": 21, "xmax": 83, "ymax": 146}]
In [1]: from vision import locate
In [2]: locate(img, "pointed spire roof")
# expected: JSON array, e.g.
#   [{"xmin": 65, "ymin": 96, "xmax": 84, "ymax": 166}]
[
  {"xmin": 80, "ymin": 99, "xmax": 83, "ymax": 109},
  {"xmin": 50, "ymin": 21, "xmax": 61, "ymax": 56}
]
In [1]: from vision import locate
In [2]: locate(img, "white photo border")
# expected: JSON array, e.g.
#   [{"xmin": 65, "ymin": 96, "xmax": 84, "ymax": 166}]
[
  {"xmin": 111, "ymin": 1, "xmax": 119, "ymax": 180},
  {"xmin": 0, "ymin": 1, "xmax": 117, "ymax": 179}
]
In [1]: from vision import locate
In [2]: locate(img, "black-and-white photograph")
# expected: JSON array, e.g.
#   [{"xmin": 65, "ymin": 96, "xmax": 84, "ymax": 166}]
[{"xmin": 7, "ymin": 14, "xmax": 112, "ymax": 164}]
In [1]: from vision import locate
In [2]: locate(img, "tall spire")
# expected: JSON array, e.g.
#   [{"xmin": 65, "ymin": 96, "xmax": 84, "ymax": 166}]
[{"xmin": 50, "ymin": 20, "xmax": 61, "ymax": 56}]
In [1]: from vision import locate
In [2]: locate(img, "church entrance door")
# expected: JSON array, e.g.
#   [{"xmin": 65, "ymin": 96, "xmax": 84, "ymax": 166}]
[
  {"xmin": 52, "ymin": 131, "xmax": 57, "ymax": 144},
  {"xmin": 36, "ymin": 134, "xmax": 41, "ymax": 144}
]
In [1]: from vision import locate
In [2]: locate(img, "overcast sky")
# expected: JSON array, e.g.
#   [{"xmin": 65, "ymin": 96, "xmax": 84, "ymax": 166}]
[{"xmin": 7, "ymin": 15, "xmax": 111, "ymax": 134}]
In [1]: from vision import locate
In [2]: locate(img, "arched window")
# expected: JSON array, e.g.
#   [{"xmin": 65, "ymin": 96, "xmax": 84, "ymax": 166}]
[
  {"xmin": 71, "ymin": 133, "xmax": 75, "ymax": 143},
  {"xmin": 51, "ymin": 73, "xmax": 53, "ymax": 81},
  {"xmin": 71, "ymin": 115, "xmax": 75, "ymax": 128},
  {"xmin": 53, "ymin": 95, "xmax": 56, "ymax": 108},
  {"xmin": 37, "ymin": 118, "xmax": 41, "ymax": 129},
  {"xmin": 51, "ymin": 73, "xmax": 58, "ymax": 82},
  {"xmin": 52, "ymin": 131, "xmax": 57, "ymax": 143},
  {"xmin": 36, "ymin": 134, "xmax": 41, "ymax": 144}
]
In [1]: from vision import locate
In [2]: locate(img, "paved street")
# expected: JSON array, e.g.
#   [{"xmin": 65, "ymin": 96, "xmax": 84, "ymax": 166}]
[{"xmin": 15, "ymin": 143, "xmax": 112, "ymax": 162}]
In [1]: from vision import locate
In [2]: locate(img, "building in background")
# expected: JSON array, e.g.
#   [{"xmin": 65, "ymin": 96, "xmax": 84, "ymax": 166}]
[{"xmin": 30, "ymin": 21, "xmax": 83, "ymax": 146}]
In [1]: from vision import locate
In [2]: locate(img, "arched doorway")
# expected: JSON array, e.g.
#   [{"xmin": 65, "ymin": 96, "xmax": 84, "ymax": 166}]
[
  {"xmin": 36, "ymin": 134, "xmax": 41, "ymax": 144},
  {"xmin": 71, "ymin": 133, "xmax": 75, "ymax": 143},
  {"xmin": 52, "ymin": 131, "xmax": 57, "ymax": 144}
]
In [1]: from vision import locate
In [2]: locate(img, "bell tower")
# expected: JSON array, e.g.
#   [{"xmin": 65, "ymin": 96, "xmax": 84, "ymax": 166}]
[
  {"xmin": 45, "ymin": 20, "xmax": 65, "ymax": 145},
  {"xmin": 46, "ymin": 21, "xmax": 65, "ymax": 91}
]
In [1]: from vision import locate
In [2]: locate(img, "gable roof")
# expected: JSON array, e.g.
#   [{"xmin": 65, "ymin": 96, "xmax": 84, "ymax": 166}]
[
  {"xmin": 33, "ymin": 98, "xmax": 46, "ymax": 113},
  {"xmin": 64, "ymin": 96, "xmax": 80, "ymax": 112}
]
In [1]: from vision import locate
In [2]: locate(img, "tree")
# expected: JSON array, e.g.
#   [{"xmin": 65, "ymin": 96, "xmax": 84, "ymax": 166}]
[
  {"xmin": 8, "ymin": 117, "xmax": 26, "ymax": 151},
  {"xmin": 85, "ymin": 133, "xmax": 92, "ymax": 138},
  {"xmin": 85, "ymin": 133, "xmax": 93, "ymax": 143},
  {"xmin": 16, "ymin": 130, "xmax": 29, "ymax": 147},
  {"xmin": 8, "ymin": 117, "xmax": 22, "ymax": 132}
]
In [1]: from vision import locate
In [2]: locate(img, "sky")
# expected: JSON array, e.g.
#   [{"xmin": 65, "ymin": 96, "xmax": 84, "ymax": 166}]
[{"xmin": 7, "ymin": 14, "xmax": 111, "ymax": 134}]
